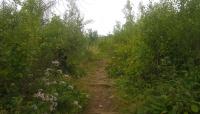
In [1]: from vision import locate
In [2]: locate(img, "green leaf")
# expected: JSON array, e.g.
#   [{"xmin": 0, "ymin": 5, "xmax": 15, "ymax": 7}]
[
  {"xmin": 183, "ymin": 112, "xmax": 188, "ymax": 114},
  {"xmin": 191, "ymin": 104, "xmax": 199, "ymax": 112}
]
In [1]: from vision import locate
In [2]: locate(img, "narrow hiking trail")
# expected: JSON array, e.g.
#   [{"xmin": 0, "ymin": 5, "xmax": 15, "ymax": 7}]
[{"xmin": 77, "ymin": 59, "xmax": 120, "ymax": 114}]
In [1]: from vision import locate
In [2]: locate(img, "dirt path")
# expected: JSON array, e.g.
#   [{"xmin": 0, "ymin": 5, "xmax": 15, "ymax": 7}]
[{"xmin": 77, "ymin": 60, "xmax": 120, "ymax": 114}]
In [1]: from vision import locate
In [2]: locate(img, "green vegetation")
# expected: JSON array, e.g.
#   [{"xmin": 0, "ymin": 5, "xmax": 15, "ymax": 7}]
[
  {"xmin": 1, "ymin": 0, "xmax": 200, "ymax": 114},
  {"xmin": 0, "ymin": 0, "xmax": 89, "ymax": 113},
  {"xmin": 103, "ymin": 0, "xmax": 200, "ymax": 113}
]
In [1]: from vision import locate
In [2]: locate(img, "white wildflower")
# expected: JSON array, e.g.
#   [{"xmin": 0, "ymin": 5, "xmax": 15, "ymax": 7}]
[
  {"xmin": 57, "ymin": 69, "xmax": 63, "ymax": 74},
  {"xmin": 34, "ymin": 90, "xmax": 45, "ymax": 100},
  {"xmin": 49, "ymin": 96, "xmax": 53, "ymax": 102},
  {"xmin": 53, "ymin": 96, "xmax": 57, "ymax": 101},
  {"xmin": 52, "ymin": 60, "xmax": 59, "ymax": 66},
  {"xmin": 50, "ymin": 101, "xmax": 57, "ymax": 111},
  {"xmin": 34, "ymin": 90, "xmax": 58, "ymax": 112},
  {"xmin": 45, "ymin": 68, "xmax": 52, "ymax": 76},
  {"xmin": 54, "ymin": 102, "xmax": 58, "ymax": 107}
]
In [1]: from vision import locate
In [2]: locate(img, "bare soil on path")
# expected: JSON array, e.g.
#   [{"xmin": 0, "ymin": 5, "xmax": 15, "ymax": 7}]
[{"xmin": 77, "ymin": 59, "xmax": 120, "ymax": 114}]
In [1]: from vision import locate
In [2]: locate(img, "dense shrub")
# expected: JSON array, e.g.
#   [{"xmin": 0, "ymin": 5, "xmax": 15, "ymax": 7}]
[
  {"xmin": 106, "ymin": 0, "xmax": 200, "ymax": 113},
  {"xmin": 0, "ymin": 0, "xmax": 88, "ymax": 113}
]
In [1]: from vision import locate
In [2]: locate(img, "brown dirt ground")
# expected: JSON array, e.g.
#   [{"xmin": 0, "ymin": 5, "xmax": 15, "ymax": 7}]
[{"xmin": 77, "ymin": 60, "xmax": 120, "ymax": 114}]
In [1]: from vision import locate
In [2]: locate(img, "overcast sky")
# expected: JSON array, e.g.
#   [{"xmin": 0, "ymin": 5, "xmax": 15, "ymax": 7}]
[
  {"xmin": 53, "ymin": 0, "xmax": 160, "ymax": 35},
  {"xmin": 78, "ymin": 0, "xmax": 127, "ymax": 35},
  {"xmin": 78, "ymin": 0, "xmax": 148, "ymax": 35}
]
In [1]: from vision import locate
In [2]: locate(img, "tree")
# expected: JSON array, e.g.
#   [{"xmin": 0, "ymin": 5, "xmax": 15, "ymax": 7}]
[
  {"xmin": 113, "ymin": 21, "xmax": 122, "ymax": 34},
  {"xmin": 123, "ymin": 0, "xmax": 134, "ymax": 27},
  {"xmin": 88, "ymin": 29, "xmax": 98, "ymax": 42}
]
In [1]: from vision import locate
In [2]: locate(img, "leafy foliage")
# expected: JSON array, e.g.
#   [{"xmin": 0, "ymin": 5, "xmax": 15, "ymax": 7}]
[
  {"xmin": 105, "ymin": 0, "xmax": 200, "ymax": 113},
  {"xmin": 0, "ymin": 0, "xmax": 89, "ymax": 113}
]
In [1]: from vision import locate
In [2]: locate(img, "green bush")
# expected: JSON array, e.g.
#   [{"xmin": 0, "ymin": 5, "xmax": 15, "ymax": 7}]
[
  {"xmin": 0, "ymin": 0, "xmax": 88, "ymax": 113},
  {"xmin": 106, "ymin": 0, "xmax": 200, "ymax": 113}
]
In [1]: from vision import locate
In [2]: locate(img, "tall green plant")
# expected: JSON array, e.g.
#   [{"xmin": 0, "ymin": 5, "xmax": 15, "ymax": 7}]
[{"xmin": 106, "ymin": 0, "xmax": 200, "ymax": 113}]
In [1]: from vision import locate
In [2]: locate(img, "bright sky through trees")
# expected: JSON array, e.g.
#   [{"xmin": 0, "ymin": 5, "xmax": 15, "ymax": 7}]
[
  {"xmin": 78, "ymin": 0, "xmax": 153, "ymax": 35},
  {"xmin": 54, "ymin": 0, "xmax": 159, "ymax": 35},
  {"xmin": 0, "ymin": 0, "xmax": 158, "ymax": 35}
]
